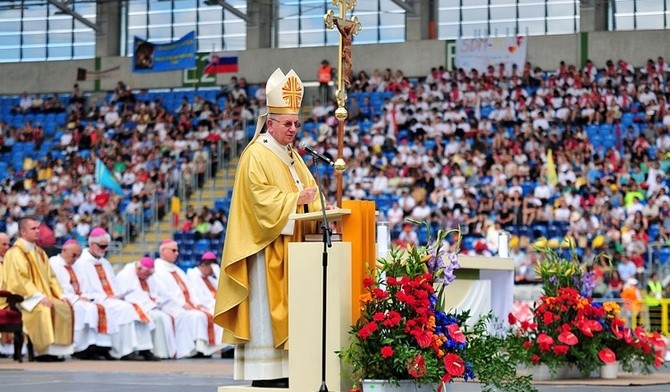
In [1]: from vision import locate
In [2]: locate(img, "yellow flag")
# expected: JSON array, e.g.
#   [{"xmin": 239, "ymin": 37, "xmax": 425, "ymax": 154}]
[
  {"xmin": 171, "ymin": 196, "xmax": 181, "ymax": 214},
  {"xmin": 546, "ymin": 149, "xmax": 558, "ymax": 187}
]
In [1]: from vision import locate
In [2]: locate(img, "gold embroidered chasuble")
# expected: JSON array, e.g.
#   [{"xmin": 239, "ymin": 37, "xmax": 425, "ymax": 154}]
[
  {"xmin": 3, "ymin": 238, "xmax": 73, "ymax": 354},
  {"xmin": 214, "ymin": 137, "xmax": 319, "ymax": 349}
]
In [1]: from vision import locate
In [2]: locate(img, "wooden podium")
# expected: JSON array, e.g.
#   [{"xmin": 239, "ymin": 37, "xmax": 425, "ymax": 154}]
[{"xmin": 218, "ymin": 208, "xmax": 356, "ymax": 392}]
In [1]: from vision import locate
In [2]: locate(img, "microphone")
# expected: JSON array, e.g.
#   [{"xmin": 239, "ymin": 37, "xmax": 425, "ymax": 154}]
[{"xmin": 298, "ymin": 141, "xmax": 334, "ymax": 166}]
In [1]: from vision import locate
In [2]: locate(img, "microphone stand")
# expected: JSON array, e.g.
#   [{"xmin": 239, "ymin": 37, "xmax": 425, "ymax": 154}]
[{"xmin": 308, "ymin": 154, "xmax": 332, "ymax": 392}]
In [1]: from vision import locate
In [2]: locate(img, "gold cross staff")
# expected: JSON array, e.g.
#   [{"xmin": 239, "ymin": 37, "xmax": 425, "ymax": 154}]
[{"xmin": 324, "ymin": 0, "xmax": 361, "ymax": 207}]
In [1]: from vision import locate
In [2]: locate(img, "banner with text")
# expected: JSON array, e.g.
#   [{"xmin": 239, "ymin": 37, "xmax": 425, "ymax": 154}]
[
  {"xmin": 455, "ymin": 36, "xmax": 527, "ymax": 73},
  {"xmin": 132, "ymin": 31, "xmax": 196, "ymax": 73}
]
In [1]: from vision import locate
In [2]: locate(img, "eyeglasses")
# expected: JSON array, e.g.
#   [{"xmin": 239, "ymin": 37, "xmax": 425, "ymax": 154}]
[
  {"xmin": 270, "ymin": 117, "xmax": 302, "ymax": 129},
  {"xmin": 97, "ymin": 244, "xmax": 109, "ymax": 249}
]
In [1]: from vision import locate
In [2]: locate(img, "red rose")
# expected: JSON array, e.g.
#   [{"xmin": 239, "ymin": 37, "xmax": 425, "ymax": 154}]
[
  {"xmin": 362, "ymin": 277, "xmax": 374, "ymax": 287},
  {"xmin": 598, "ymin": 348, "xmax": 616, "ymax": 364},
  {"xmin": 383, "ymin": 311, "xmax": 401, "ymax": 327},
  {"xmin": 443, "ymin": 353, "xmax": 465, "ymax": 376},
  {"xmin": 523, "ymin": 340, "xmax": 532, "ymax": 349},
  {"xmin": 372, "ymin": 312, "xmax": 385, "ymax": 322},
  {"xmin": 542, "ymin": 311, "xmax": 555, "ymax": 325},
  {"xmin": 387, "ymin": 276, "xmax": 397, "ymax": 285},
  {"xmin": 553, "ymin": 344, "xmax": 569, "ymax": 355},
  {"xmin": 558, "ymin": 331, "xmax": 578, "ymax": 346},
  {"xmin": 380, "ymin": 346, "xmax": 394, "ymax": 358},
  {"xmin": 508, "ymin": 312, "xmax": 517, "ymax": 325},
  {"xmin": 372, "ymin": 288, "xmax": 389, "ymax": 299},
  {"xmin": 357, "ymin": 322, "xmax": 378, "ymax": 339},
  {"xmin": 531, "ymin": 354, "xmax": 540, "ymax": 363}
]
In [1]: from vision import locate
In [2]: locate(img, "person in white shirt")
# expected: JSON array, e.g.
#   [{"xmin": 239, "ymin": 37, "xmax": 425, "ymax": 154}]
[
  {"xmin": 116, "ymin": 257, "xmax": 178, "ymax": 359},
  {"xmin": 410, "ymin": 200, "xmax": 432, "ymax": 221},
  {"xmin": 5, "ymin": 216, "xmax": 18, "ymax": 240},
  {"xmin": 49, "ymin": 240, "xmax": 115, "ymax": 360},
  {"xmin": 75, "ymin": 228, "xmax": 159, "ymax": 360},
  {"xmin": 387, "ymin": 202, "xmax": 405, "ymax": 228},
  {"xmin": 154, "ymin": 240, "xmax": 226, "ymax": 357}
]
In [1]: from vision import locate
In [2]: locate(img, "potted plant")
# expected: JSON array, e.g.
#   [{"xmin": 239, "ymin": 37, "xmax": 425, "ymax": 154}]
[
  {"xmin": 508, "ymin": 243, "xmax": 665, "ymax": 379},
  {"xmin": 340, "ymin": 225, "xmax": 534, "ymax": 392}
]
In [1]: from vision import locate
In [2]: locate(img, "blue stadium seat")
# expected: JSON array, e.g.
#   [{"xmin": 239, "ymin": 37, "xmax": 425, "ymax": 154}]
[
  {"xmin": 521, "ymin": 182, "xmax": 536, "ymax": 197},
  {"xmin": 461, "ymin": 236, "xmax": 476, "ymax": 251},
  {"xmin": 517, "ymin": 226, "xmax": 532, "ymax": 239},
  {"xmin": 649, "ymin": 224, "xmax": 660, "ymax": 243},
  {"xmin": 503, "ymin": 225, "xmax": 517, "ymax": 236},
  {"xmin": 195, "ymin": 239, "xmax": 211, "ymax": 254},
  {"xmin": 416, "ymin": 225, "xmax": 429, "ymax": 245},
  {"xmin": 173, "ymin": 231, "xmax": 186, "ymax": 243},
  {"xmin": 531, "ymin": 224, "xmax": 547, "ymax": 239},
  {"xmin": 658, "ymin": 247, "xmax": 670, "ymax": 265}
]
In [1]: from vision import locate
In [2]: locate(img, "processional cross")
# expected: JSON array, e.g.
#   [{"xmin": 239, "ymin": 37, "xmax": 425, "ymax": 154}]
[{"xmin": 324, "ymin": 0, "xmax": 361, "ymax": 207}]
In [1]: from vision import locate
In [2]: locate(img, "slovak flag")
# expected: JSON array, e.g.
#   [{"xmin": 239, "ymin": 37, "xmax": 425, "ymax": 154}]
[{"xmin": 204, "ymin": 51, "xmax": 239, "ymax": 74}]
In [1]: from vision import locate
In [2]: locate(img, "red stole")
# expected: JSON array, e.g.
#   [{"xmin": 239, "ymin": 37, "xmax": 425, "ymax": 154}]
[
  {"xmin": 66, "ymin": 264, "xmax": 108, "ymax": 333},
  {"xmin": 94, "ymin": 264, "xmax": 149, "ymax": 323},
  {"xmin": 170, "ymin": 269, "xmax": 215, "ymax": 345},
  {"xmin": 202, "ymin": 274, "xmax": 217, "ymax": 297}
]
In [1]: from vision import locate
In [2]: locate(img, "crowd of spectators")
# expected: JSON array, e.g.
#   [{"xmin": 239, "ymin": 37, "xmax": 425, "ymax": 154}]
[
  {"xmin": 2, "ymin": 55, "xmax": 670, "ymax": 298},
  {"xmin": 0, "ymin": 78, "xmax": 254, "ymax": 251},
  {"xmin": 301, "ymin": 57, "xmax": 670, "ymax": 295}
]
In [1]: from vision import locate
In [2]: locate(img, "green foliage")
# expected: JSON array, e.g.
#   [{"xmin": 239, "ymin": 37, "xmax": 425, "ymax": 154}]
[{"xmin": 457, "ymin": 312, "xmax": 536, "ymax": 392}]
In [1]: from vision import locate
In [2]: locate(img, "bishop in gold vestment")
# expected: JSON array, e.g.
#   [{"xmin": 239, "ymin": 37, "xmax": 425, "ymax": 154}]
[
  {"xmin": 3, "ymin": 218, "xmax": 74, "ymax": 358},
  {"xmin": 214, "ymin": 69, "xmax": 320, "ymax": 384}
]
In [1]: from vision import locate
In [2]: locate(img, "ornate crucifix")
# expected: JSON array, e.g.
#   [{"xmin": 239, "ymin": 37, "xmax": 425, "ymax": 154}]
[{"xmin": 324, "ymin": 0, "xmax": 361, "ymax": 207}]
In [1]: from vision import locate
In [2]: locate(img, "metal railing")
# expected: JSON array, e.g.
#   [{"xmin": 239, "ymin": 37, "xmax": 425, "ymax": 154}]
[{"xmin": 592, "ymin": 297, "xmax": 670, "ymax": 337}]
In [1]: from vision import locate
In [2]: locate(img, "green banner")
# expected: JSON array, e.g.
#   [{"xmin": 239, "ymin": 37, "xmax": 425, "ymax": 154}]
[
  {"xmin": 445, "ymin": 40, "xmax": 457, "ymax": 71},
  {"xmin": 182, "ymin": 52, "xmax": 217, "ymax": 87}
]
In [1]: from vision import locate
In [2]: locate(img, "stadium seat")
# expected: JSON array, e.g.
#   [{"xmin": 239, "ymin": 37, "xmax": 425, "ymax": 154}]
[
  {"xmin": 461, "ymin": 236, "xmax": 476, "ymax": 252},
  {"xmin": 195, "ymin": 239, "xmax": 211, "ymax": 254},
  {"xmin": 517, "ymin": 226, "xmax": 532, "ymax": 239},
  {"xmin": 173, "ymin": 231, "xmax": 185, "ymax": 243},
  {"xmin": 531, "ymin": 224, "xmax": 547, "ymax": 239},
  {"xmin": 649, "ymin": 224, "xmax": 661, "ymax": 244},
  {"xmin": 657, "ymin": 247, "xmax": 670, "ymax": 265},
  {"xmin": 416, "ymin": 225, "xmax": 429, "ymax": 245}
]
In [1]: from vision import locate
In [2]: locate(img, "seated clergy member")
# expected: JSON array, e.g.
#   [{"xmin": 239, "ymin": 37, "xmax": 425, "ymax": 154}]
[
  {"xmin": 49, "ymin": 240, "xmax": 114, "ymax": 360},
  {"xmin": 3, "ymin": 217, "xmax": 74, "ymax": 361},
  {"xmin": 154, "ymin": 240, "xmax": 225, "ymax": 357},
  {"xmin": 76, "ymin": 228, "xmax": 159, "ymax": 361},
  {"xmin": 116, "ymin": 257, "xmax": 177, "ymax": 359},
  {"xmin": 186, "ymin": 251, "xmax": 220, "ymax": 313}
]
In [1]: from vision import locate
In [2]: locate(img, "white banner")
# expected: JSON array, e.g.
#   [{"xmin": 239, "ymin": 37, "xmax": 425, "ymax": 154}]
[{"xmin": 455, "ymin": 36, "xmax": 527, "ymax": 73}]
